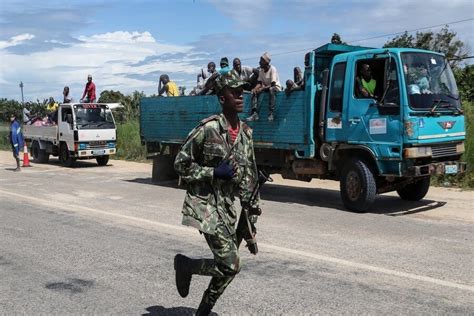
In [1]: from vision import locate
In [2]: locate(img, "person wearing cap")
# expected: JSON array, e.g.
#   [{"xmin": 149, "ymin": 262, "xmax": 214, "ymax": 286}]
[
  {"xmin": 158, "ymin": 74, "xmax": 179, "ymax": 97},
  {"xmin": 9, "ymin": 113, "xmax": 24, "ymax": 172},
  {"xmin": 173, "ymin": 70, "xmax": 261, "ymax": 315},
  {"xmin": 80, "ymin": 74, "xmax": 96, "ymax": 103},
  {"xmin": 246, "ymin": 52, "xmax": 282, "ymax": 122}
]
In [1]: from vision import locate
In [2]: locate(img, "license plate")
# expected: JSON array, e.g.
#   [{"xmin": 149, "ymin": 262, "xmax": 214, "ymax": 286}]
[
  {"xmin": 445, "ymin": 164, "xmax": 458, "ymax": 174},
  {"xmin": 92, "ymin": 150, "xmax": 106, "ymax": 156}
]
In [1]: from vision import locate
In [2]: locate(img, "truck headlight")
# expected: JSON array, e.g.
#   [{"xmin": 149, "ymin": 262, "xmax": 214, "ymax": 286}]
[
  {"xmin": 404, "ymin": 146, "xmax": 432, "ymax": 158},
  {"xmin": 456, "ymin": 142, "xmax": 465, "ymax": 154},
  {"xmin": 78, "ymin": 143, "xmax": 87, "ymax": 150},
  {"xmin": 107, "ymin": 142, "xmax": 116, "ymax": 148}
]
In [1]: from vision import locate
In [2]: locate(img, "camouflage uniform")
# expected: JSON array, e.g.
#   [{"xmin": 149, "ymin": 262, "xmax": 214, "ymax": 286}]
[{"xmin": 174, "ymin": 70, "xmax": 259, "ymax": 308}]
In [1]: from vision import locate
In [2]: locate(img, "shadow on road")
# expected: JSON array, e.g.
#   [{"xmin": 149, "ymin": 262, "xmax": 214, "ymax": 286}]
[
  {"xmin": 28, "ymin": 158, "xmax": 114, "ymax": 169},
  {"xmin": 142, "ymin": 305, "xmax": 218, "ymax": 316},
  {"xmin": 126, "ymin": 177, "xmax": 447, "ymax": 216}
]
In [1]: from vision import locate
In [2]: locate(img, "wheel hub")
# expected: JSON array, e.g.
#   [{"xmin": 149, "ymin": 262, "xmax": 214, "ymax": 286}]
[{"xmin": 346, "ymin": 170, "xmax": 362, "ymax": 201}]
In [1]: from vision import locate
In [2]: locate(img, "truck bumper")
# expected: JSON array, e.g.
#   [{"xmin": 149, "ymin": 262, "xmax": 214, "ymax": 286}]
[
  {"xmin": 76, "ymin": 148, "xmax": 116, "ymax": 158},
  {"xmin": 405, "ymin": 161, "xmax": 467, "ymax": 177}
]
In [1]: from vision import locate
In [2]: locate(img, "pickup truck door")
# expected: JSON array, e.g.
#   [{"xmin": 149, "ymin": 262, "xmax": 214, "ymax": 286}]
[{"xmin": 58, "ymin": 106, "xmax": 75, "ymax": 150}]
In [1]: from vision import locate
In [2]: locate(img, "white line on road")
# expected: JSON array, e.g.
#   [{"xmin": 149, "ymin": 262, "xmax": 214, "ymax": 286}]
[{"xmin": 1, "ymin": 188, "xmax": 473, "ymax": 293}]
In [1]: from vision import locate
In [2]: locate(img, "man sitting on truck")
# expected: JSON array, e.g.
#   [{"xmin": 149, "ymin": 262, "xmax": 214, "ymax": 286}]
[
  {"xmin": 233, "ymin": 57, "xmax": 258, "ymax": 91},
  {"xmin": 355, "ymin": 64, "xmax": 377, "ymax": 98},
  {"xmin": 80, "ymin": 74, "xmax": 96, "ymax": 103},
  {"xmin": 158, "ymin": 74, "xmax": 179, "ymax": 97},
  {"xmin": 246, "ymin": 52, "xmax": 282, "ymax": 122}
]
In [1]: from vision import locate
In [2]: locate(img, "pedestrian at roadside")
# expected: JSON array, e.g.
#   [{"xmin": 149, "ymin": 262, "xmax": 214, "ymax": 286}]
[
  {"xmin": 9, "ymin": 113, "xmax": 24, "ymax": 172},
  {"xmin": 173, "ymin": 70, "xmax": 261, "ymax": 315},
  {"xmin": 80, "ymin": 74, "xmax": 96, "ymax": 103},
  {"xmin": 246, "ymin": 52, "xmax": 281, "ymax": 122}
]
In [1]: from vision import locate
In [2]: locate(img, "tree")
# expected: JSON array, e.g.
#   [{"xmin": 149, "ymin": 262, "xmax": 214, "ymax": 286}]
[
  {"xmin": 98, "ymin": 90, "xmax": 125, "ymax": 103},
  {"xmin": 331, "ymin": 33, "xmax": 346, "ymax": 45},
  {"xmin": 454, "ymin": 65, "xmax": 474, "ymax": 102},
  {"xmin": 383, "ymin": 26, "xmax": 468, "ymax": 68}
]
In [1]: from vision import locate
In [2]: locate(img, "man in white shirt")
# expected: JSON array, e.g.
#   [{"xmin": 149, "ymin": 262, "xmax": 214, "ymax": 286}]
[{"xmin": 246, "ymin": 52, "xmax": 281, "ymax": 122}]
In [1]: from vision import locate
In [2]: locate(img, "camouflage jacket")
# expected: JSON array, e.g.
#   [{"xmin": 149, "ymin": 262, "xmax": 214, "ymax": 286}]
[{"xmin": 174, "ymin": 114, "xmax": 259, "ymax": 235}]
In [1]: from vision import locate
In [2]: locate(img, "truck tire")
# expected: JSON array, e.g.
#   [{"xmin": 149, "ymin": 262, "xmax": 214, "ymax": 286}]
[
  {"xmin": 96, "ymin": 155, "xmax": 109, "ymax": 166},
  {"xmin": 340, "ymin": 159, "xmax": 376, "ymax": 212},
  {"xmin": 397, "ymin": 176, "xmax": 430, "ymax": 201},
  {"xmin": 152, "ymin": 155, "xmax": 178, "ymax": 182},
  {"xmin": 31, "ymin": 141, "xmax": 49, "ymax": 163},
  {"xmin": 59, "ymin": 143, "xmax": 75, "ymax": 167}
]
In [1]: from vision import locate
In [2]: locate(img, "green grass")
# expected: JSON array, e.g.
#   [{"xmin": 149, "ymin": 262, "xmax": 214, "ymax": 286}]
[
  {"xmin": 0, "ymin": 123, "xmax": 10, "ymax": 151},
  {"xmin": 114, "ymin": 119, "xmax": 147, "ymax": 161}
]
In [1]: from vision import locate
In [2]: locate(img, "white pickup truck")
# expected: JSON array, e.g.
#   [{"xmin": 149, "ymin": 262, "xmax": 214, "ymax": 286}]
[{"xmin": 24, "ymin": 103, "xmax": 117, "ymax": 167}]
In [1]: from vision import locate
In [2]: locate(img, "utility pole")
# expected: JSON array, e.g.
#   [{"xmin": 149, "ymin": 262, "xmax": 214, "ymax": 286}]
[{"xmin": 19, "ymin": 81, "xmax": 24, "ymax": 104}]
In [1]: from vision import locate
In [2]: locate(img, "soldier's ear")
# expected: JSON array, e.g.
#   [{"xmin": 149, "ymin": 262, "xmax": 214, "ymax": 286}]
[{"xmin": 218, "ymin": 94, "xmax": 226, "ymax": 105}]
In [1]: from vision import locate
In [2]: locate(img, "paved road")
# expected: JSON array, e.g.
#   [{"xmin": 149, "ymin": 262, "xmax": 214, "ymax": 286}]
[{"xmin": 0, "ymin": 151, "xmax": 473, "ymax": 315}]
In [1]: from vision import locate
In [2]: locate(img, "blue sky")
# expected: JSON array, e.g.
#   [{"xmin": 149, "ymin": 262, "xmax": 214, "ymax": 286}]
[{"xmin": 0, "ymin": 0, "xmax": 473, "ymax": 101}]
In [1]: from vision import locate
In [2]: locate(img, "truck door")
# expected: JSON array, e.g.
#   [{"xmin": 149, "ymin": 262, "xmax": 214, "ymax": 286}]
[
  {"xmin": 59, "ymin": 106, "xmax": 75, "ymax": 150},
  {"xmin": 325, "ymin": 61, "xmax": 348, "ymax": 142},
  {"xmin": 347, "ymin": 54, "xmax": 402, "ymax": 155}
]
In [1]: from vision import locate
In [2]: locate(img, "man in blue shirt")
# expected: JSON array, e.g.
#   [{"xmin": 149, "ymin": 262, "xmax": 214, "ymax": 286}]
[{"xmin": 9, "ymin": 113, "xmax": 24, "ymax": 172}]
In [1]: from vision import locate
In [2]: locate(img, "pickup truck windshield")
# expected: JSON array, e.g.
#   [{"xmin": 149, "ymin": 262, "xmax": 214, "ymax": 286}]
[
  {"xmin": 401, "ymin": 52, "xmax": 461, "ymax": 112},
  {"xmin": 74, "ymin": 104, "xmax": 115, "ymax": 129}
]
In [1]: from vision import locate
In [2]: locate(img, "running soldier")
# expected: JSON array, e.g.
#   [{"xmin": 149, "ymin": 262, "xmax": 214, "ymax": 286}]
[{"xmin": 174, "ymin": 71, "xmax": 260, "ymax": 315}]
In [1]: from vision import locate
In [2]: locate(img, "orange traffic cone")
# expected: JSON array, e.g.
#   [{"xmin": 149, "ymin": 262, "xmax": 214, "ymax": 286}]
[{"xmin": 22, "ymin": 142, "xmax": 31, "ymax": 167}]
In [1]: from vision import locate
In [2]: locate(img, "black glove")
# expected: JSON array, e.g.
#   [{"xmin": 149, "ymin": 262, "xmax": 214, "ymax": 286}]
[{"xmin": 213, "ymin": 160, "xmax": 234, "ymax": 180}]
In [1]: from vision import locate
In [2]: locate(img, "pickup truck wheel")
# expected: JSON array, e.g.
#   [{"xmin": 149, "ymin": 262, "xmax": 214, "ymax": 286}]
[
  {"xmin": 59, "ymin": 144, "xmax": 75, "ymax": 167},
  {"xmin": 397, "ymin": 176, "xmax": 430, "ymax": 201},
  {"xmin": 31, "ymin": 141, "xmax": 49, "ymax": 163},
  {"xmin": 340, "ymin": 159, "xmax": 376, "ymax": 212},
  {"xmin": 96, "ymin": 155, "xmax": 109, "ymax": 166}
]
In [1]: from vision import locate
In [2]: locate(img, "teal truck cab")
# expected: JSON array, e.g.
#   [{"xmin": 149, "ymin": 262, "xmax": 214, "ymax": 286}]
[{"xmin": 140, "ymin": 43, "xmax": 466, "ymax": 212}]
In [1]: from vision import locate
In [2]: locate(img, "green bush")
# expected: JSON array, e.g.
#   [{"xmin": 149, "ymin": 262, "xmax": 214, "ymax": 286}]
[
  {"xmin": 114, "ymin": 119, "xmax": 146, "ymax": 161},
  {"xmin": 0, "ymin": 123, "xmax": 10, "ymax": 151}
]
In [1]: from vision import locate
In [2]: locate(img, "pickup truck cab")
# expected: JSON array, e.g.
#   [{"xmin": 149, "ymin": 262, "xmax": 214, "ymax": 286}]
[{"xmin": 24, "ymin": 103, "xmax": 117, "ymax": 167}]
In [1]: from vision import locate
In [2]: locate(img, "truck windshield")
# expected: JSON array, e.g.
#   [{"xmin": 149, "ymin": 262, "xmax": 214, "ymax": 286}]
[
  {"xmin": 74, "ymin": 104, "xmax": 115, "ymax": 129},
  {"xmin": 401, "ymin": 52, "xmax": 461, "ymax": 112}
]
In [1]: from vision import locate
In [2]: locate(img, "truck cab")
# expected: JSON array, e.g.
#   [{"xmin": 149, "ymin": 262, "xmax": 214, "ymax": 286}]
[{"xmin": 24, "ymin": 103, "xmax": 117, "ymax": 167}]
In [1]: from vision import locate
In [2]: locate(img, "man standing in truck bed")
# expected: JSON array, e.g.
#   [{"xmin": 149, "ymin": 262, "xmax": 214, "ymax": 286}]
[{"xmin": 173, "ymin": 71, "xmax": 260, "ymax": 315}]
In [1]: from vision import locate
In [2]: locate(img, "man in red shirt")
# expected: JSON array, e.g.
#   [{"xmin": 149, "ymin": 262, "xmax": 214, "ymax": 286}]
[{"xmin": 80, "ymin": 74, "xmax": 96, "ymax": 103}]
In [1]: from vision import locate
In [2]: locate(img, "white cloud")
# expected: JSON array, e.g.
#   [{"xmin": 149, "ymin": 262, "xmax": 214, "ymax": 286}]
[
  {"xmin": 0, "ymin": 31, "xmax": 198, "ymax": 100},
  {"xmin": 0, "ymin": 33, "xmax": 35, "ymax": 49}
]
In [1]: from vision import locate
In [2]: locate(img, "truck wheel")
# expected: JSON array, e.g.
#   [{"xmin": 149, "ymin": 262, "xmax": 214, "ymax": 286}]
[
  {"xmin": 96, "ymin": 155, "xmax": 109, "ymax": 166},
  {"xmin": 397, "ymin": 177, "xmax": 430, "ymax": 201},
  {"xmin": 31, "ymin": 141, "xmax": 49, "ymax": 163},
  {"xmin": 59, "ymin": 143, "xmax": 75, "ymax": 167},
  {"xmin": 152, "ymin": 155, "xmax": 178, "ymax": 181},
  {"xmin": 340, "ymin": 159, "xmax": 376, "ymax": 212}
]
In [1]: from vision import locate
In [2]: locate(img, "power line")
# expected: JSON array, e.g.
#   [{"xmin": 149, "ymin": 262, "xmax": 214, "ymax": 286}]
[{"xmin": 241, "ymin": 17, "xmax": 474, "ymax": 61}]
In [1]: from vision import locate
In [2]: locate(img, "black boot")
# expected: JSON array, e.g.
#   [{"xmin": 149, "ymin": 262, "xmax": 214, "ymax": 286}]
[
  {"xmin": 174, "ymin": 254, "xmax": 193, "ymax": 298},
  {"xmin": 14, "ymin": 157, "xmax": 21, "ymax": 172},
  {"xmin": 195, "ymin": 302, "xmax": 213, "ymax": 316}
]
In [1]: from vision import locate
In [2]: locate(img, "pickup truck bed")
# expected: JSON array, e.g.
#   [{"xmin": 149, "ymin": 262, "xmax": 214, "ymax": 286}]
[{"xmin": 24, "ymin": 125, "xmax": 58, "ymax": 143}]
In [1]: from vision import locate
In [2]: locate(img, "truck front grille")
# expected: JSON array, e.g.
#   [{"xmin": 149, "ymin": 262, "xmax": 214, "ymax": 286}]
[{"xmin": 431, "ymin": 143, "xmax": 458, "ymax": 158}]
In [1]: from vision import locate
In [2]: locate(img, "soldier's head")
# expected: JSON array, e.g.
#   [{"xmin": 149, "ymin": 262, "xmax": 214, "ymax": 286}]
[
  {"xmin": 215, "ymin": 71, "xmax": 245, "ymax": 113},
  {"xmin": 233, "ymin": 58, "xmax": 241, "ymax": 72}
]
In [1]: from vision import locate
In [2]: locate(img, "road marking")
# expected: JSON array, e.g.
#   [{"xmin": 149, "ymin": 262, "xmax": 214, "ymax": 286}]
[{"xmin": 1, "ymin": 188, "xmax": 473, "ymax": 293}]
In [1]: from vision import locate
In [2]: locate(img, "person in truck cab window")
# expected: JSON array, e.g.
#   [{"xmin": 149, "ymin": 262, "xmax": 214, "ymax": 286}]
[
  {"xmin": 355, "ymin": 64, "xmax": 377, "ymax": 98},
  {"xmin": 158, "ymin": 74, "xmax": 179, "ymax": 97},
  {"xmin": 80, "ymin": 74, "xmax": 96, "ymax": 103}
]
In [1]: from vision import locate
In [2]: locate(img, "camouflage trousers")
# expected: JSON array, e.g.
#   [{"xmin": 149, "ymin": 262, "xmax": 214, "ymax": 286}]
[{"xmin": 197, "ymin": 221, "xmax": 243, "ymax": 307}]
